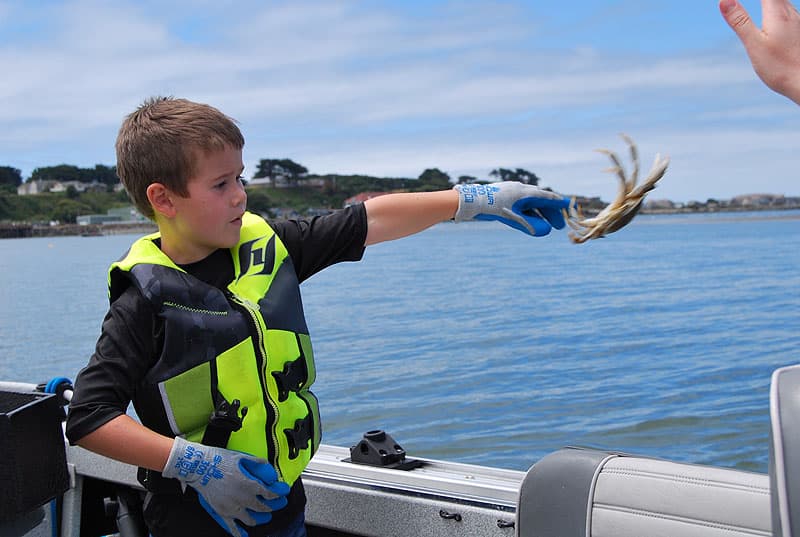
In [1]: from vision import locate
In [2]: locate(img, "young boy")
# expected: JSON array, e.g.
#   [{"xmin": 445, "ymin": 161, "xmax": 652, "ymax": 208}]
[{"xmin": 66, "ymin": 96, "xmax": 568, "ymax": 537}]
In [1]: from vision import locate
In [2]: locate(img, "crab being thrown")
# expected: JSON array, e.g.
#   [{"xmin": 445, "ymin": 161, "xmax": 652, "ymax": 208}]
[{"xmin": 564, "ymin": 134, "xmax": 670, "ymax": 244}]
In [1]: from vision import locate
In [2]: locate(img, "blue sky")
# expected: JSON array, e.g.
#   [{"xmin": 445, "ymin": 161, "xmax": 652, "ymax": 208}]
[{"xmin": 1, "ymin": 0, "xmax": 798, "ymax": 203}]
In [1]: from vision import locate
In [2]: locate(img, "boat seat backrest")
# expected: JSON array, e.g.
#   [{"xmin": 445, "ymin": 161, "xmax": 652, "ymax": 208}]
[
  {"xmin": 516, "ymin": 447, "xmax": 770, "ymax": 537},
  {"xmin": 770, "ymin": 364, "xmax": 800, "ymax": 537}
]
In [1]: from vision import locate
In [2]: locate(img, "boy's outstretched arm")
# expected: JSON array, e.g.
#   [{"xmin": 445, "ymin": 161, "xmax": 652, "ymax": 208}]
[
  {"xmin": 363, "ymin": 182, "xmax": 569, "ymax": 246},
  {"xmin": 719, "ymin": 0, "xmax": 800, "ymax": 104},
  {"xmin": 364, "ymin": 190, "xmax": 458, "ymax": 245}
]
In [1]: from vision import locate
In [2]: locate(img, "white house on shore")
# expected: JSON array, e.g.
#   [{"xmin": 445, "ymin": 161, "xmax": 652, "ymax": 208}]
[
  {"xmin": 17, "ymin": 180, "xmax": 108, "ymax": 195},
  {"xmin": 17, "ymin": 180, "xmax": 56, "ymax": 195}
]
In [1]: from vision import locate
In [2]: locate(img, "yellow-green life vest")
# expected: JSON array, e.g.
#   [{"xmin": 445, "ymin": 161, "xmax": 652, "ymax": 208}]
[{"xmin": 108, "ymin": 212, "xmax": 320, "ymax": 485}]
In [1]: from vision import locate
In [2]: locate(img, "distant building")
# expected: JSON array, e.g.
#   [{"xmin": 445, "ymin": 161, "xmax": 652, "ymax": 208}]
[
  {"xmin": 76, "ymin": 214, "xmax": 122, "ymax": 225},
  {"xmin": 76, "ymin": 205, "xmax": 148, "ymax": 225},
  {"xmin": 645, "ymin": 199, "xmax": 676, "ymax": 210},
  {"xmin": 248, "ymin": 177, "xmax": 273, "ymax": 187},
  {"xmin": 17, "ymin": 180, "xmax": 56, "ymax": 195},
  {"xmin": 18, "ymin": 180, "xmax": 110, "ymax": 195},
  {"xmin": 730, "ymin": 193, "xmax": 785, "ymax": 207},
  {"xmin": 248, "ymin": 175, "xmax": 331, "ymax": 190},
  {"xmin": 299, "ymin": 177, "xmax": 328, "ymax": 189},
  {"xmin": 50, "ymin": 181, "xmax": 106, "ymax": 193},
  {"xmin": 106, "ymin": 206, "xmax": 148, "ymax": 222}
]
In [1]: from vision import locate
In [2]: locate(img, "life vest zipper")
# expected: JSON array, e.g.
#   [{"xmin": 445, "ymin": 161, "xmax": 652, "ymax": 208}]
[{"xmin": 227, "ymin": 291, "xmax": 283, "ymax": 480}]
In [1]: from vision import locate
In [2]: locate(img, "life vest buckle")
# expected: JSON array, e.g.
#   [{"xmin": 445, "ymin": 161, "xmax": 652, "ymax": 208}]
[
  {"xmin": 272, "ymin": 357, "xmax": 308, "ymax": 402},
  {"xmin": 202, "ymin": 398, "xmax": 248, "ymax": 448},
  {"xmin": 284, "ymin": 415, "xmax": 313, "ymax": 459}
]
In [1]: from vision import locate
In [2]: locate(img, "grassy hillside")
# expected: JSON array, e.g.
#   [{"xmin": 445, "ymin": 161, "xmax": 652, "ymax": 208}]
[{"xmin": 0, "ymin": 190, "xmax": 132, "ymax": 223}]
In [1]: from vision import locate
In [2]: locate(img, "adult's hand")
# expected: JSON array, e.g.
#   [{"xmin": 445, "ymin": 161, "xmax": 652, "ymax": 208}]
[{"xmin": 719, "ymin": 0, "xmax": 800, "ymax": 104}]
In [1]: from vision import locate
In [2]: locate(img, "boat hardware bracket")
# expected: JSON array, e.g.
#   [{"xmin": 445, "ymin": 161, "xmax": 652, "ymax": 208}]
[{"xmin": 344, "ymin": 430, "xmax": 424, "ymax": 470}]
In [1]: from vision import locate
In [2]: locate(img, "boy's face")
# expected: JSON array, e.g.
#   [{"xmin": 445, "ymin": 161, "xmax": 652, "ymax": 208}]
[{"xmin": 166, "ymin": 145, "xmax": 247, "ymax": 263}]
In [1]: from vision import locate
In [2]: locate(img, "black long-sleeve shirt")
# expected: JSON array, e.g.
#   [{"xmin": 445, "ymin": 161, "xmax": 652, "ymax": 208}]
[{"xmin": 66, "ymin": 204, "xmax": 367, "ymax": 537}]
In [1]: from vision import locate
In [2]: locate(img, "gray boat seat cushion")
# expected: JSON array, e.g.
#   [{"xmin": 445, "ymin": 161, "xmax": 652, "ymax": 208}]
[
  {"xmin": 516, "ymin": 447, "xmax": 770, "ymax": 537},
  {"xmin": 770, "ymin": 364, "xmax": 800, "ymax": 537}
]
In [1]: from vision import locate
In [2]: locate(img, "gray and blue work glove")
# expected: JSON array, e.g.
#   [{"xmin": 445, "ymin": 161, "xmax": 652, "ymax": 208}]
[
  {"xmin": 162, "ymin": 436, "xmax": 291, "ymax": 537},
  {"xmin": 453, "ymin": 182, "xmax": 569, "ymax": 236}
]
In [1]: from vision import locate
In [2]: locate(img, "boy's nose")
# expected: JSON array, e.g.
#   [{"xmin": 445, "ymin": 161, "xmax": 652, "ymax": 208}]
[{"xmin": 233, "ymin": 182, "xmax": 247, "ymax": 206}]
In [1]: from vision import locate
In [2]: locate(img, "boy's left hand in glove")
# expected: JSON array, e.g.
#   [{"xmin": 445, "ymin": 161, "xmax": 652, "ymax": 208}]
[
  {"xmin": 453, "ymin": 182, "xmax": 569, "ymax": 236},
  {"xmin": 162, "ymin": 436, "xmax": 290, "ymax": 537}
]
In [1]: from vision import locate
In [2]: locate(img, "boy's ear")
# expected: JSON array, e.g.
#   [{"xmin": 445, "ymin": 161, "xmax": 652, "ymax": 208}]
[{"xmin": 146, "ymin": 183, "xmax": 177, "ymax": 219}]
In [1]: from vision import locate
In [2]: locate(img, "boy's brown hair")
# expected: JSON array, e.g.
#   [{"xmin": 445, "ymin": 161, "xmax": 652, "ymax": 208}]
[{"xmin": 115, "ymin": 96, "xmax": 245, "ymax": 219}]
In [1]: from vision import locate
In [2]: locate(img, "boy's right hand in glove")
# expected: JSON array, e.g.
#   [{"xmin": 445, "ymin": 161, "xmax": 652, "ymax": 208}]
[
  {"xmin": 453, "ymin": 181, "xmax": 569, "ymax": 236},
  {"xmin": 162, "ymin": 436, "xmax": 291, "ymax": 537}
]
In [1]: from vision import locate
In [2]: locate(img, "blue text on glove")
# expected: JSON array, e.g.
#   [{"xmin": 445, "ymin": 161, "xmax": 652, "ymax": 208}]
[
  {"xmin": 459, "ymin": 184, "xmax": 499, "ymax": 206},
  {"xmin": 174, "ymin": 443, "xmax": 225, "ymax": 486}
]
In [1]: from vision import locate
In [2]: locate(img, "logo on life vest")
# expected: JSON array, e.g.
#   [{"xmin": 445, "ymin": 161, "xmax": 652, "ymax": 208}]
[{"xmin": 237, "ymin": 235, "xmax": 276, "ymax": 281}]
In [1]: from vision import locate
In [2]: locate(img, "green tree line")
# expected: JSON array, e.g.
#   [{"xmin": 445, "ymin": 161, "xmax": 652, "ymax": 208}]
[
  {"xmin": 31, "ymin": 164, "xmax": 119, "ymax": 185},
  {"xmin": 1, "ymin": 164, "xmax": 119, "ymax": 189}
]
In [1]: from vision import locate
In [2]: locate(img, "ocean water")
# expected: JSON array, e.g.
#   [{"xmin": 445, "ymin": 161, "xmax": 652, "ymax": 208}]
[{"xmin": 1, "ymin": 211, "xmax": 798, "ymax": 474}]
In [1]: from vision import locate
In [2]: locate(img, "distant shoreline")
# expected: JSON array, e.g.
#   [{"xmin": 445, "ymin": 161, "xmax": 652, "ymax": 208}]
[
  {"xmin": 1, "ymin": 205, "xmax": 799, "ymax": 240},
  {"xmin": 635, "ymin": 211, "xmax": 800, "ymax": 224},
  {"xmin": 0, "ymin": 221, "xmax": 157, "ymax": 239},
  {"xmin": 640, "ymin": 205, "xmax": 800, "ymax": 218}
]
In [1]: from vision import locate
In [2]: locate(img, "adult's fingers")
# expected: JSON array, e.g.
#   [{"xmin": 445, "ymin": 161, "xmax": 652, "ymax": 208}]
[{"xmin": 720, "ymin": 0, "xmax": 760, "ymax": 47}]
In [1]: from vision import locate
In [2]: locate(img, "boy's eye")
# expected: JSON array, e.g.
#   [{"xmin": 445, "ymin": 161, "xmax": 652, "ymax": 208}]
[{"xmin": 215, "ymin": 175, "xmax": 243, "ymax": 189}]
